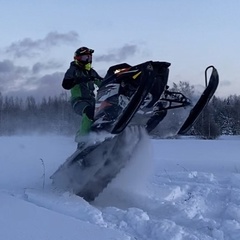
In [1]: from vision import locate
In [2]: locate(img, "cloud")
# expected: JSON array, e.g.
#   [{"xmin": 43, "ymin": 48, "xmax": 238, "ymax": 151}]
[
  {"xmin": 95, "ymin": 44, "xmax": 138, "ymax": 62},
  {"xmin": 0, "ymin": 60, "xmax": 29, "ymax": 92},
  {"xmin": 5, "ymin": 31, "xmax": 79, "ymax": 58},
  {"xmin": 220, "ymin": 79, "xmax": 231, "ymax": 87},
  {"xmin": 32, "ymin": 61, "xmax": 63, "ymax": 74},
  {"xmin": 27, "ymin": 72, "xmax": 64, "ymax": 100},
  {"xmin": 1, "ymin": 71, "xmax": 65, "ymax": 102},
  {"xmin": 0, "ymin": 58, "xmax": 64, "ymax": 99},
  {"xmin": 0, "ymin": 60, "xmax": 28, "ymax": 74}
]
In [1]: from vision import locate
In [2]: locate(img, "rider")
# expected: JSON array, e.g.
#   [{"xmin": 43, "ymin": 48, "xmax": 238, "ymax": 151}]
[{"xmin": 62, "ymin": 47, "xmax": 103, "ymax": 144}]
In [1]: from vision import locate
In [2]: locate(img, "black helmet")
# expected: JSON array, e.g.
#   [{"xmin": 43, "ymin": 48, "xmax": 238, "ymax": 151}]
[{"xmin": 74, "ymin": 47, "xmax": 94, "ymax": 64}]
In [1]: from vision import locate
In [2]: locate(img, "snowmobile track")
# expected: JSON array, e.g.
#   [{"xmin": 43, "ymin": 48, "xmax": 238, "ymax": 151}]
[{"xmin": 51, "ymin": 126, "xmax": 147, "ymax": 202}]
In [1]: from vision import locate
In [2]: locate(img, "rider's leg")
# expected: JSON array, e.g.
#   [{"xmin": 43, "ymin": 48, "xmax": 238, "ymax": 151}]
[{"xmin": 72, "ymin": 100, "xmax": 95, "ymax": 143}]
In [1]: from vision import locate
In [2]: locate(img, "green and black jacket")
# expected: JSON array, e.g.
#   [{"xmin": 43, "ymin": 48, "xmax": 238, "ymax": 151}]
[{"xmin": 62, "ymin": 61, "xmax": 103, "ymax": 104}]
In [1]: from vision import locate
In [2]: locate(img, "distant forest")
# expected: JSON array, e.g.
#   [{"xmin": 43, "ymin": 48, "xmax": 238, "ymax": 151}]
[{"xmin": 0, "ymin": 82, "xmax": 240, "ymax": 139}]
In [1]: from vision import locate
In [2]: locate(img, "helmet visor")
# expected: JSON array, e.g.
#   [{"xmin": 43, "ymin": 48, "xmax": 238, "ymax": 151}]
[{"xmin": 75, "ymin": 54, "xmax": 92, "ymax": 63}]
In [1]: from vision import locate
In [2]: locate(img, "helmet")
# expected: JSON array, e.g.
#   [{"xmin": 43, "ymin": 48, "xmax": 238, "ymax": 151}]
[{"xmin": 74, "ymin": 47, "xmax": 94, "ymax": 65}]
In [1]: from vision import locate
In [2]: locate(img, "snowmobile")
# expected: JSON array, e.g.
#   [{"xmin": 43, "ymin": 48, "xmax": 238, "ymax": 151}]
[{"xmin": 51, "ymin": 61, "xmax": 219, "ymax": 202}]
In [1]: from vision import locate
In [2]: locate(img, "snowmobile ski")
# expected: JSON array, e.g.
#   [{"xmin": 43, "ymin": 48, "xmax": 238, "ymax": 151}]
[
  {"xmin": 111, "ymin": 62, "xmax": 155, "ymax": 134},
  {"xmin": 177, "ymin": 66, "xmax": 219, "ymax": 135}
]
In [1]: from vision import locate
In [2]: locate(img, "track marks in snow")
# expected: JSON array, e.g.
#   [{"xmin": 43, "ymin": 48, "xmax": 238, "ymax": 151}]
[{"xmin": 147, "ymin": 172, "xmax": 240, "ymax": 239}]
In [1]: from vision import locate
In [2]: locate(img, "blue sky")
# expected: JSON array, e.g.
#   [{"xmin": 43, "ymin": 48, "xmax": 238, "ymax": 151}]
[{"xmin": 0, "ymin": 0, "xmax": 240, "ymax": 100}]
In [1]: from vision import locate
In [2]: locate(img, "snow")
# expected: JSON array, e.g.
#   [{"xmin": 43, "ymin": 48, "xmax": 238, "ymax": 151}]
[{"xmin": 0, "ymin": 133, "xmax": 240, "ymax": 240}]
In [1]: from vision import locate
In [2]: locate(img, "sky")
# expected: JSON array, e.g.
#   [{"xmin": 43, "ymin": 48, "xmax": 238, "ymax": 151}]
[
  {"xmin": 0, "ymin": 133, "xmax": 240, "ymax": 239},
  {"xmin": 0, "ymin": 0, "xmax": 240, "ymax": 101}
]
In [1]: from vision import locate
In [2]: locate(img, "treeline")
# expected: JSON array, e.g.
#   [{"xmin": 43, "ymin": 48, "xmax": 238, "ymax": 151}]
[
  {"xmin": 0, "ymin": 92, "xmax": 79, "ymax": 136},
  {"xmin": 191, "ymin": 95, "xmax": 240, "ymax": 138},
  {"xmin": 170, "ymin": 81, "xmax": 240, "ymax": 138},
  {"xmin": 0, "ymin": 86, "xmax": 239, "ymax": 138}
]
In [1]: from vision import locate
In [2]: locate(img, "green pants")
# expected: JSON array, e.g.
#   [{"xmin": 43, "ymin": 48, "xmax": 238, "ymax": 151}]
[{"xmin": 72, "ymin": 99, "xmax": 95, "ymax": 139}]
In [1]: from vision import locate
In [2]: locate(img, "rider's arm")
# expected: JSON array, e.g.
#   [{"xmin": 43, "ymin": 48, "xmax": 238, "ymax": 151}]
[
  {"xmin": 62, "ymin": 67, "xmax": 77, "ymax": 90},
  {"xmin": 91, "ymin": 69, "xmax": 103, "ymax": 87}
]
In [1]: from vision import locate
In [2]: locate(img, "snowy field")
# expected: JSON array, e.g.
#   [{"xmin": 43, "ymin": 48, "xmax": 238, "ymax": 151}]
[{"xmin": 0, "ymin": 133, "xmax": 240, "ymax": 240}]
